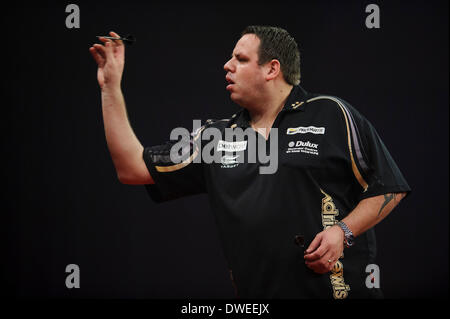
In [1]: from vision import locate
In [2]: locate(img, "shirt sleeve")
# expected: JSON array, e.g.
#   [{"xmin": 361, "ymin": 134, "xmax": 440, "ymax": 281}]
[
  {"xmin": 340, "ymin": 100, "xmax": 411, "ymax": 201},
  {"xmin": 142, "ymin": 126, "xmax": 206, "ymax": 203}
]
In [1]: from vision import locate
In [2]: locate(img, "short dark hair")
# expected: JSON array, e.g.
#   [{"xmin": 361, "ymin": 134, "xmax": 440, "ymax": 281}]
[{"xmin": 241, "ymin": 25, "xmax": 300, "ymax": 85}]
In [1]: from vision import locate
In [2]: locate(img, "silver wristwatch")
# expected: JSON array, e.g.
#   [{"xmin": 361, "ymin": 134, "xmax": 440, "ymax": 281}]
[{"xmin": 337, "ymin": 221, "xmax": 355, "ymax": 248}]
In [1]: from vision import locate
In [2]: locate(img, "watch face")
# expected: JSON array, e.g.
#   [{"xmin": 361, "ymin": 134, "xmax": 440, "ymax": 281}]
[{"xmin": 346, "ymin": 236, "xmax": 354, "ymax": 247}]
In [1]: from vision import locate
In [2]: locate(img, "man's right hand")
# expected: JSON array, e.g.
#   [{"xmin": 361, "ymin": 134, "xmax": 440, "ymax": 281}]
[
  {"xmin": 89, "ymin": 31, "xmax": 153, "ymax": 185},
  {"xmin": 89, "ymin": 31, "xmax": 125, "ymax": 90}
]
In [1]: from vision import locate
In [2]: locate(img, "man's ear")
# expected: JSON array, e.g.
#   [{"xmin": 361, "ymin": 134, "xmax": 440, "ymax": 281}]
[{"xmin": 265, "ymin": 59, "xmax": 281, "ymax": 81}]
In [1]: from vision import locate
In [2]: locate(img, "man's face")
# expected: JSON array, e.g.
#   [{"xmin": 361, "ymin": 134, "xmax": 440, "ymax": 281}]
[{"xmin": 224, "ymin": 34, "xmax": 267, "ymax": 107}]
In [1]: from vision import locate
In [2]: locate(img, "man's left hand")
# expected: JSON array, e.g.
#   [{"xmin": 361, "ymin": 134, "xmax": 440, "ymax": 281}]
[{"xmin": 303, "ymin": 225, "xmax": 345, "ymax": 274}]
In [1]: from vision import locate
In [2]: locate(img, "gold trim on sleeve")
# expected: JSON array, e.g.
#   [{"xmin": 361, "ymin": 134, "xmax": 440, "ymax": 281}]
[{"xmin": 307, "ymin": 96, "xmax": 368, "ymax": 191}]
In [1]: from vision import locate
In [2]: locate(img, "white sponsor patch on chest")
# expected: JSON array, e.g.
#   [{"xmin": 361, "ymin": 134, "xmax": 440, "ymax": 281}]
[
  {"xmin": 286, "ymin": 126, "xmax": 325, "ymax": 135},
  {"xmin": 217, "ymin": 140, "xmax": 247, "ymax": 152}
]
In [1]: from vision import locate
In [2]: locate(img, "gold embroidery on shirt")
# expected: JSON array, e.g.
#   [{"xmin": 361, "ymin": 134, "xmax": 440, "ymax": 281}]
[{"xmin": 320, "ymin": 189, "xmax": 351, "ymax": 299}]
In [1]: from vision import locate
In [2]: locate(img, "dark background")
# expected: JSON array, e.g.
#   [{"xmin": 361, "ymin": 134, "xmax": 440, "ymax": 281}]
[{"xmin": 1, "ymin": 0, "xmax": 448, "ymax": 299}]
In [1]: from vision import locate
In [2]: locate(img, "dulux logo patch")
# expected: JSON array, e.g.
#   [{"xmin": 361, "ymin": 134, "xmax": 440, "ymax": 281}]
[{"xmin": 287, "ymin": 140, "xmax": 319, "ymax": 155}]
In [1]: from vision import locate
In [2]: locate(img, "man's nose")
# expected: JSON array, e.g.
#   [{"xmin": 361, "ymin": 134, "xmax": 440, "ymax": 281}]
[{"xmin": 224, "ymin": 59, "xmax": 233, "ymax": 72}]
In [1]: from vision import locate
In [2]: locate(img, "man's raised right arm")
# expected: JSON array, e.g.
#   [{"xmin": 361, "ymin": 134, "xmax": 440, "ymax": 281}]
[{"xmin": 89, "ymin": 31, "xmax": 153, "ymax": 185}]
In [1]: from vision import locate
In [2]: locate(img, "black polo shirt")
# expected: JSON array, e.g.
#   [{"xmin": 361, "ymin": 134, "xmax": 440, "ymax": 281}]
[{"xmin": 143, "ymin": 85, "xmax": 411, "ymax": 299}]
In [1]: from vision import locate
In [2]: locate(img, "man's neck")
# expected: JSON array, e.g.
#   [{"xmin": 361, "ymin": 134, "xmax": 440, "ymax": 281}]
[{"xmin": 248, "ymin": 83, "xmax": 293, "ymax": 138}]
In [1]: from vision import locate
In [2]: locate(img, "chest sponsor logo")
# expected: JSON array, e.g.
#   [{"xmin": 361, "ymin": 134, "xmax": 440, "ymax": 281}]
[
  {"xmin": 217, "ymin": 140, "xmax": 247, "ymax": 152},
  {"xmin": 220, "ymin": 155, "xmax": 240, "ymax": 168},
  {"xmin": 286, "ymin": 126, "xmax": 325, "ymax": 135},
  {"xmin": 287, "ymin": 140, "xmax": 319, "ymax": 155}
]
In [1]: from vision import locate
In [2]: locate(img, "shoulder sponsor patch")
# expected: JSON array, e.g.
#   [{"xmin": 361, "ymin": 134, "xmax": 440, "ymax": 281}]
[{"xmin": 286, "ymin": 126, "xmax": 325, "ymax": 135}]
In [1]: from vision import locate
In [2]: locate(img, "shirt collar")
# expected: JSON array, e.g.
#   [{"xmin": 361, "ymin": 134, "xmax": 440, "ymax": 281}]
[
  {"xmin": 283, "ymin": 84, "xmax": 309, "ymax": 111},
  {"xmin": 230, "ymin": 85, "xmax": 309, "ymax": 128}
]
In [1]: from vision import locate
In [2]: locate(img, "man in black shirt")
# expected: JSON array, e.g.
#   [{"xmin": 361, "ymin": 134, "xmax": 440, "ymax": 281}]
[{"xmin": 90, "ymin": 26, "xmax": 410, "ymax": 298}]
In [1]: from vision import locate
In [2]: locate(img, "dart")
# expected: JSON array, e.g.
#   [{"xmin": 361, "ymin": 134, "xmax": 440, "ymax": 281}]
[{"xmin": 96, "ymin": 34, "xmax": 136, "ymax": 45}]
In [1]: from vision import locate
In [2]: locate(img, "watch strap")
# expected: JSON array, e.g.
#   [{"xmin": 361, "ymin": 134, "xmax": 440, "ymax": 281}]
[{"xmin": 337, "ymin": 221, "xmax": 355, "ymax": 247}]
